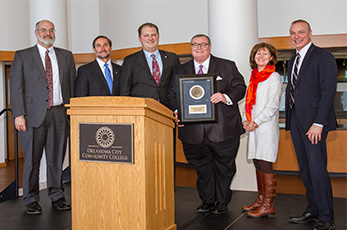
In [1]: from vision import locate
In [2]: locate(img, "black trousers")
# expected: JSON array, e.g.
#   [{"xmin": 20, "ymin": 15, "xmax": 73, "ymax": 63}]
[
  {"xmin": 19, "ymin": 105, "xmax": 68, "ymax": 205},
  {"xmin": 182, "ymin": 134, "xmax": 240, "ymax": 205},
  {"xmin": 290, "ymin": 108, "xmax": 334, "ymax": 222}
]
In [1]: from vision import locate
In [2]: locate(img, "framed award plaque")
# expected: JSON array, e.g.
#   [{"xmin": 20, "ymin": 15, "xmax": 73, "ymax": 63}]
[{"xmin": 176, "ymin": 74, "xmax": 217, "ymax": 123}]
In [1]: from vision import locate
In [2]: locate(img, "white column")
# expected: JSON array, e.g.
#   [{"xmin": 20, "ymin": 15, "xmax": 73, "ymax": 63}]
[
  {"xmin": 208, "ymin": 0, "xmax": 258, "ymax": 191},
  {"xmin": 0, "ymin": 64, "xmax": 6, "ymax": 165},
  {"xmin": 28, "ymin": 0, "xmax": 68, "ymax": 49}
]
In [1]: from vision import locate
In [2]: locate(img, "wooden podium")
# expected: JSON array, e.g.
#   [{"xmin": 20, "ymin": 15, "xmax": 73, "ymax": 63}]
[{"xmin": 67, "ymin": 97, "xmax": 176, "ymax": 230}]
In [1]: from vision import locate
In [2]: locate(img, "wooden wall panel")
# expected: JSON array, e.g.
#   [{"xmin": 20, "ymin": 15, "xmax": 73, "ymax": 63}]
[{"xmin": 259, "ymin": 34, "xmax": 347, "ymax": 50}]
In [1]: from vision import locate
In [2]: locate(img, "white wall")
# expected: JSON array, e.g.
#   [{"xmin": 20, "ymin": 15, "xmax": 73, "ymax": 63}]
[
  {"xmin": 1, "ymin": 0, "xmax": 346, "ymax": 52},
  {"xmin": 69, "ymin": 0, "xmax": 100, "ymax": 53},
  {"xmin": 258, "ymin": 0, "xmax": 347, "ymax": 37},
  {"xmin": 0, "ymin": 64, "xmax": 6, "ymax": 165},
  {"xmin": 97, "ymin": 0, "xmax": 208, "ymax": 51},
  {"xmin": 0, "ymin": 0, "xmax": 30, "ymax": 51}
]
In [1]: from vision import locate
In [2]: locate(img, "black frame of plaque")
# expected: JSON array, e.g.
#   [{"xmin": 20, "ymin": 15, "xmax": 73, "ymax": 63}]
[{"xmin": 176, "ymin": 74, "xmax": 217, "ymax": 123}]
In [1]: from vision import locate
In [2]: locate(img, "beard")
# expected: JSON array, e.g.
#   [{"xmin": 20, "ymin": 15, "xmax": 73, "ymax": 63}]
[
  {"xmin": 96, "ymin": 51, "xmax": 111, "ymax": 60},
  {"xmin": 37, "ymin": 35, "xmax": 55, "ymax": 46}
]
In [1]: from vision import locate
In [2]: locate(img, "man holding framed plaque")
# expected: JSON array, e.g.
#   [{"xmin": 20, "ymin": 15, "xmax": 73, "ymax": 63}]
[{"xmin": 167, "ymin": 34, "xmax": 246, "ymax": 215}]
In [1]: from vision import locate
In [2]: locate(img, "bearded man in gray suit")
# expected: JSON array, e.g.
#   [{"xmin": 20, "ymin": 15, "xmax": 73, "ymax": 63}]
[{"xmin": 10, "ymin": 20, "xmax": 76, "ymax": 215}]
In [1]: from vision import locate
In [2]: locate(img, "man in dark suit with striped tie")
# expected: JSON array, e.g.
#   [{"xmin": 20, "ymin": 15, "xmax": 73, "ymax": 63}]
[
  {"xmin": 119, "ymin": 22, "xmax": 180, "ymax": 106},
  {"xmin": 285, "ymin": 20, "xmax": 337, "ymax": 230}
]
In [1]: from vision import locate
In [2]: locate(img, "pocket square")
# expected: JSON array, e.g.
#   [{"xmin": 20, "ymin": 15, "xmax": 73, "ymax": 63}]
[{"xmin": 216, "ymin": 76, "xmax": 223, "ymax": 81}]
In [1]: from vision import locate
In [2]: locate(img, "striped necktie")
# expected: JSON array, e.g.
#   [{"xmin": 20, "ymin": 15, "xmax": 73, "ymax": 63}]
[{"xmin": 289, "ymin": 53, "xmax": 301, "ymax": 108}]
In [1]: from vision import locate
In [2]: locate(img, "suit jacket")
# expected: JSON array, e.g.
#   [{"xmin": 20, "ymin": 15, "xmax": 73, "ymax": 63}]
[
  {"xmin": 74, "ymin": 60, "xmax": 122, "ymax": 97},
  {"xmin": 285, "ymin": 44, "xmax": 337, "ymax": 132},
  {"xmin": 119, "ymin": 49, "xmax": 180, "ymax": 106},
  {"xmin": 10, "ymin": 45, "xmax": 76, "ymax": 127},
  {"xmin": 167, "ymin": 55, "xmax": 246, "ymax": 145}
]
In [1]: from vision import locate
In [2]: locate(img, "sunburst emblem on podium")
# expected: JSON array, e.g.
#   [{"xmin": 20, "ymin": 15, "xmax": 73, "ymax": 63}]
[{"xmin": 95, "ymin": 126, "xmax": 115, "ymax": 148}]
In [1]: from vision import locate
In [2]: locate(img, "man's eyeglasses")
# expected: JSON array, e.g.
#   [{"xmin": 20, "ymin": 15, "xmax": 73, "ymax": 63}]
[
  {"xmin": 37, "ymin": 28, "xmax": 56, "ymax": 34},
  {"xmin": 191, "ymin": 43, "xmax": 209, "ymax": 48}
]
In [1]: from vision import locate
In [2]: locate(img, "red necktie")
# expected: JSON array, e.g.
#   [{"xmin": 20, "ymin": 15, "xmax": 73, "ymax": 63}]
[
  {"xmin": 45, "ymin": 50, "xmax": 53, "ymax": 109},
  {"xmin": 151, "ymin": 54, "xmax": 160, "ymax": 85}
]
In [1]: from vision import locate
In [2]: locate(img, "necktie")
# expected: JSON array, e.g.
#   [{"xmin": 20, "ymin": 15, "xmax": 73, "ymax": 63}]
[
  {"xmin": 289, "ymin": 53, "xmax": 301, "ymax": 108},
  {"xmin": 151, "ymin": 54, "xmax": 160, "ymax": 85},
  {"xmin": 198, "ymin": 65, "xmax": 204, "ymax": 74},
  {"xmin": 45, "ymin": 50, "xmax": 53, "ymax": 109},
  {"xmin": 104, "ymin": 63, "xmax": 113, "ymax": 93}
]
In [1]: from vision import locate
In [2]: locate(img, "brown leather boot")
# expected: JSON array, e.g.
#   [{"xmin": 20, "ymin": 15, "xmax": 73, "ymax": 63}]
[
  {"xmin": 242, "ymin": 170, "xmax": 264, "ymax": 212},
  {"xmin": 247, "ymin": 173, "xmax": 276, "ymax": 218}
]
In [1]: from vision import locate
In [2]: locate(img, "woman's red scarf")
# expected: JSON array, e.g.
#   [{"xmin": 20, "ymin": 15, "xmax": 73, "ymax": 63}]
[{"xmin": 245, "ymin": 65, "xmax": 275, "ymax": 121}]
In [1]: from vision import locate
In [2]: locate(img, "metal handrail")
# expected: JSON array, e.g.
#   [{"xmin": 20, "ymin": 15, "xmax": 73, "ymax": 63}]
[{"xmin": 0, "ymin": 108, "xmax": 19, "ymax": 202}]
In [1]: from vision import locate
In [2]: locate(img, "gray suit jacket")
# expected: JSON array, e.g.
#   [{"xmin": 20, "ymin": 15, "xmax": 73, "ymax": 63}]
[
  {"xmin": 10, "ymin": 45, "xmax": 76, "ymax": 127},
  {"xmin": 119, "ymin": 49, "xmax": 180, "ymax": 106}
]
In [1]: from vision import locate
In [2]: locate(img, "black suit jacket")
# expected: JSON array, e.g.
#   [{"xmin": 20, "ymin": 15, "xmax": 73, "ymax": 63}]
[
  {"xmin": 285, "ymin": 44, "xmax": 337, "ymax": 132},
  {"xmin": 167, "ymin": 55, "xmax": 246, "ymax": 145},
  {"xmin": 10, "ymin": 45, "xmax": 76, "ymax": 127},
  {"xmin": 74, "ymin": 60, "xmax": 122, "ymax": 97},
  {"xmin": 119, "ymin": 49, "xmax": 180, "ymax": 106}
]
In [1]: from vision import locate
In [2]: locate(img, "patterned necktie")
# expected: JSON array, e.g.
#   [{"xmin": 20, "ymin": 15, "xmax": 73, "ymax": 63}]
[
  {"xmin": 151, "ymin": 54, "xmax": 160, "ymax": 85},
  {"xmin": 104, "ymin": 63, "xmax": 113, "ymax": 93},
  {"xmin": 289, "ymin": 53, "xmax": 301, "ymax": 108},
  {"xmin": 198, "ymin": 64, "xmax": 204, "ymax": 74},
  {"xmin": 45, "ymin": 50, "xmax": 53, "ymax": 109}
]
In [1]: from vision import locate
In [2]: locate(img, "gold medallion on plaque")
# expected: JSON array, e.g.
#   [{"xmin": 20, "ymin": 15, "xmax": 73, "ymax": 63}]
[{"xmin": 189, "ymin": 85, "xmax": 205, "ymax": 100}]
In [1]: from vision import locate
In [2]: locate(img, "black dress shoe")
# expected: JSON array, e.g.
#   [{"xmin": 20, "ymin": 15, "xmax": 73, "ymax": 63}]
[
  {"xmin": 312, "ymin": 220, "xmax": 335, "ymax": 230},
  {"xmin": 196, "ymin": 201, "xmax": 214, "ymax": 213},
  {"xmin": 52, "ymin": 198, "xmax": 71, "ymax": 210},
  {"xmin": 289, "ymin": 212, "xmax": 318, "ymax": 224},
  {"xmin": 211, "ymin": 203, "xmax": 227, "ymax": 215},
  {"xmin": 25, "ymin": 202, "xmax": 42, "ymax": 215}
]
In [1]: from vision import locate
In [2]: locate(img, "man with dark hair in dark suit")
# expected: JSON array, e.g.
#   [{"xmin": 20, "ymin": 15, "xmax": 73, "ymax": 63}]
[
  {"xmin": 167, "ymin": 34, "xmax": 246, "ymax": 215},
  {"xmin": 286, "ymin": 20, "xmax": 337, "ymax": 230},
  {"xmin": 74, "ymin": 35, "xmax": 122, "ymax": 97},
  {"xmin": 119, "ymin": 22, "xmax": 180, "ymax": 106},
  {"xmin": 10, "ymin": 20, "xmax": 76, "ymax": 215}
]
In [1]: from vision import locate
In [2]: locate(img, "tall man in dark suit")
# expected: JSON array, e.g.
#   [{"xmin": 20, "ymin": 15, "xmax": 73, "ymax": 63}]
[
  {"xmin": 10, "ymin": 20, "xmax": 76, "ymax": 215},
  {"xmin": 120, "ymin": 22, "xmax": 180, "ymax": 106},
  {"xmin": 167, "ymin": 34, "xmax": 246, "ymax": 215},
  {"xmin": 74, "ymin": 35, "xmax": 122, "ymax": 97},
  {"xmin": 286, "ymin": 20, "xmax": 337, "ymax": 230}
]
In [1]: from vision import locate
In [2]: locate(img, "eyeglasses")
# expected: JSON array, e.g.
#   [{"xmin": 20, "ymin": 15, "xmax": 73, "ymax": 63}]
[
  {"xmin": 191, "ymin": 43, "xmax": 209, "ymax": 48},
  {"xmin": 37, "ymin": 28, "xmax": 55, "ymax": 34}
]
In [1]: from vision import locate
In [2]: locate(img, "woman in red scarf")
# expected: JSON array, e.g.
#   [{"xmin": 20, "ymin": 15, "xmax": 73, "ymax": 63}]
[{"xmin": 241, "ymin": 43, "xmax": 283, "ymax": 218}]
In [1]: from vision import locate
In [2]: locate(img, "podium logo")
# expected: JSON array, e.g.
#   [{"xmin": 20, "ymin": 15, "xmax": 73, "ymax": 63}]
[{"xmin": 95, "ymin": 126, "xmax": 115, "ymax": 148}]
